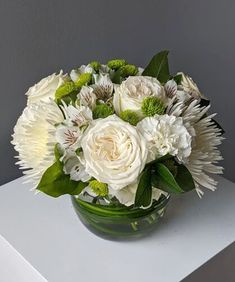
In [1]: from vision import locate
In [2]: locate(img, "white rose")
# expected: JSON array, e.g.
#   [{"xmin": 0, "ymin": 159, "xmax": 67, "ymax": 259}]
[
  {"xmin": 26, "ymin": 70, "xmax": 67, "ymax": 105},
  {"xmin": 137, "ymin": 114, "xmax": 192, "ymax": 162},
  {"xmin": 113, "ymin": 76, "xmax": 166, "ymax": 117},
  {"xmin": 81, "ymin": 115, "xmax": 147, "ymax": 190}
]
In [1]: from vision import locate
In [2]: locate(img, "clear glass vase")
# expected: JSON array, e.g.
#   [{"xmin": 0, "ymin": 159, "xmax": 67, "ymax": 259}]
[{"xmin": 71, "ymin": 194, "xmax": 170, "ymax": 240}]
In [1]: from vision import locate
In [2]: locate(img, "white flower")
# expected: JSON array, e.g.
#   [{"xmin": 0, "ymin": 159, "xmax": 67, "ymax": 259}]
[
  {"xmin": 62, "ymin": 151, "xmax": 90, "ymax": 182},
  {"xmin": 81, "ymin": 115, "xmax": 147, "ymax": 190},
  {"xmin": 70, "ymin": 65, "xmax": 94, "ymax": 82},
  {"xmin": 168, "ymin": 100, "xmax": 223, "ymax": 196},
  {"xmin": 11, "ymin": 100, "xmax": 64, "ymax": 186},
  {"xmin": 61, "ymin": 103, "xmax": 93, "ymax": 127},
  {"xmin": 137, "ymin": 114, "xmax": 192, "ymax": 162},
  {"xmin": 26, "ymin": 71, "xmax": 67, "ymax": 105},
  {"xmin": 78, "ymin": 86, "xmax": 97, "ymax": 109},
  {"xmin": 109, "ymin": 182, "xmax": 164, "ymax": 207},
  {"xmin": 164, "ymin": 79, "xmax": 191, "ymax": 102},
  {"xmin": 92, "ymin": 73, "xmax": 113, "ymax": 101},
  {"xmin": 113, "ymin": 76, "xmax": 166, "ymax": 117},
  {"xmin": 178, "ymin": 72, "xmax": 203, "ymax": 100},
  {"xmin": 55, "ymin": 125, "xmax": 82, "ymax": 150}
]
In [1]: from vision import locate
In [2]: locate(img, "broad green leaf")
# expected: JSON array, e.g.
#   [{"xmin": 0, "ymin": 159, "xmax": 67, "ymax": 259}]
[
  {"xmin": 175, "ymin": 164, "xmax": 195, "ymax": 192},
  {"xmin": 147, "ymin": 153, "xmax": 173, "ymax": 167},
  {"xmin": 152, "ymin": 163, "xmax": 195, "ymax": 194},
  {"xmin": 135, "ymin": 169, "xmax": 152, "ymax": 207},
  {"xmin": 36, "ymin": 161, "xmax": 87, "ymax": 197},
  {"xmin": 142, "ymin": 50, "xmax": 170, "ymax": 83},
  {"xmin": 152, "ymin": 163, "xmax": 184, "ymax": 194}
]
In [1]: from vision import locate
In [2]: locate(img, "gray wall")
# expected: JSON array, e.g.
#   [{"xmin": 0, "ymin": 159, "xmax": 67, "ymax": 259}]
[{"xmin": 1, "ymin": 0, "xmax": 235, "ymax": 185}]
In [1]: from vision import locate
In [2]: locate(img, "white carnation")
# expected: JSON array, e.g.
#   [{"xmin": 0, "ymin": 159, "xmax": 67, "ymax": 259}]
[
  {"xmin": 26, "ymin": 71, "xmax": 67, "ymax": 105},
  {"xmin": 137, "ymin": 114, "xmax": 192, "ymax": 162},
  {"xmin": 81, "ymin": 115, "xmax": 147, "ymax": 190},
  {"xmin": 113, "ymin": 76, "xmax": 167, "ymax": 117}
]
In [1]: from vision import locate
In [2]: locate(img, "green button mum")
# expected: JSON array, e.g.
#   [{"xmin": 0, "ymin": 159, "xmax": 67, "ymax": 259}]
[
  {"xmin": 89, "ymin": 180, "xmax": 108, "ymax": 197},
  {"xmin": 120, "ymin": 110, "xmax": 139, "ymax": 126},
  {"xmin": 75, "ymin": 73, "xmax": 92, "ymax": 88},
  {"xmin": 93, "ymin": 104, "xmax": 114, "ymax": 119},
  {"xmin": 107, "ymin": 59, "xmax": 127, "ymax": 70},
  {"xmin": 141, "ymin": 96, "xmax": 165, "ymax": 117}
]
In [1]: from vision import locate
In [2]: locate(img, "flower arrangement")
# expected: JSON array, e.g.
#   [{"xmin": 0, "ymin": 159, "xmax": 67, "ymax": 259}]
[{"xmin": 12, "ymin": 51, "xmax": 224, "ymax": 238}]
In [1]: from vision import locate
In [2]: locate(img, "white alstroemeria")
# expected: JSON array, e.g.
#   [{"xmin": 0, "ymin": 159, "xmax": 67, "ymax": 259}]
[
  {"xmin": 55, "ymin": 125, "xmax": 82, "ymax": 150},
  {"xmin": 63, "ymin": 153, "xmax": 90, "ymax": 182},
  {"xmin": 61, "ymin": 102, "xmax": 93, "ymax": 127},
  {"xmin": 113, "ymin": 76, "xmax": 167, "ymax": 117},
  {"xmin": 11, "ymin": 100, "xmax": 64, "ymax": 186},
  {"xmin": 92, "ymin": 73, "xmax": 114, "ymax": 101},
  {"xmin": 78, "ymin": 86, "xmax": 97, "ymax": 109},
  {"xmin": 99, "ymin": 64, "xmax": 113, "ymax": 75},
  {"xmin": 109, "ymin": 182, "xmax": 164, "ymax": 207},
  {"xmin": 137, "ymin": 67, "xmax": 144, "ymax": 75},
  {"xmin": 81, "ymin": 115, "xmax": 147, "ymax": 190},
  {"xmin": 70, "ymin": 65, "xmax": 94, "ymax": 82},
  {"xmin": 137, "ymin": 114, "xmax": 192, "ymax": 162},
  {"xmin": 178, "ymin": 72, "xmax": 203, "ymax": 100},
  {"xmin": 26, "ymin": 70, "xmax": 68, "ymax": 105},
  {"xmin": 164, "ymin": 79, "xmax": 191, "ymax": 102}
]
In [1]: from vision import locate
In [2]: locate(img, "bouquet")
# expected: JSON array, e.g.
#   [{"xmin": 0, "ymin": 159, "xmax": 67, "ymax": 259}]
[{"xmin": 12, "ymin": 51, "xmax": 224, "ymax": 238}]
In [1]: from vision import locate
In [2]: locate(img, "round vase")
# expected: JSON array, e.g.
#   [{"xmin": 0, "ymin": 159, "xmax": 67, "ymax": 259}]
[{"xmin": 71, "ymin": 194, "xmax": 170, "ymax": 240}]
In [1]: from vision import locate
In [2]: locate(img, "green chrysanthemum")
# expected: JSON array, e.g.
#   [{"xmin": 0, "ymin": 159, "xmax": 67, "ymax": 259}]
[
  {"xmin": 119, "ymin": 64, "xmax": 138, "ymax": 77},
  {"xmin": 120, "ymin": 110, "xmax": 139, "ymax": 126},
  {"xmin": 55, "ymin": 81, "xmax": 78, "ymax": 102},
  {"xmin": 75, "ymin": 73, "xmax": 92, "ymax": 88},
  {"xmin": 141, "ymin": 96, "xmax": 165, "ymax": 117},
  {"xmin": 89, "ymin": 61, "xmax": 101, "ymax": 72},
  {"xmin": 89, "ymin": 180, "xmax": 108, "ymax": 197},
  {"xmin": 107, "ymin": 59, "xmax": 127, "ymax": 70},
  {"xmin": 93, "ymin": 104, "xmax": 114, "ymax": 119}
]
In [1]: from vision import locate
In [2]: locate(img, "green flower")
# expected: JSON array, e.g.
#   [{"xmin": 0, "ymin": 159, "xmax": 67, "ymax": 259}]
[
  {"xmin": 107, "ymin": 59, "xmax": 127, "ymax": 70},
  {"xmin": 93, "ymin": 104, "xmax": 114, "ymax": 119},
  {"xmin": 89, "ymin": 180, "xmax": 108, "ymax": 196},
  {"xmin": 75, "ymin": 73, "xmax": 92, "ymax": 88},
  {"xmin": 120, "ymin": 110, "xmax": 139, "ymax": 126},
  {"xmin": 55, "ymin": 81, "xmax": 78, "ymax": 102},
  {"xmin": 89, "ymin": 61, "xmax": 101, "ymax": 72},
  {"xmin": 119, "ymin": 64, "xmax": 138, "ymax": 77},
  {"xmin": 141, "ymin": 96, "xmax": 165, "ymax": 117}
]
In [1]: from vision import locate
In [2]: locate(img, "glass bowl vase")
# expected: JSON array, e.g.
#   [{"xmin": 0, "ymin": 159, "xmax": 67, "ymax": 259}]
[{"xmin": 71, "ymin": 194, "xmax": 170, "ymax": 240}]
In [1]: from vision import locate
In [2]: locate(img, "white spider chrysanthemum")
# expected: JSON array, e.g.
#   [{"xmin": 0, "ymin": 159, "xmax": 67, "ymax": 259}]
[
  {"xmin": 11, "ymin": 100, "xmax": 64, "ymax": 187},
  {"xmin": 168, "ymin": 100, "xmax": 224, "ymax": 196}
]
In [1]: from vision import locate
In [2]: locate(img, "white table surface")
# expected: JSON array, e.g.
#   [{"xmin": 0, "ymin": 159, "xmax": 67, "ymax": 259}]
[{"xmin": 0, "ymin": 176, "xmax": 234, "ymax": 282}]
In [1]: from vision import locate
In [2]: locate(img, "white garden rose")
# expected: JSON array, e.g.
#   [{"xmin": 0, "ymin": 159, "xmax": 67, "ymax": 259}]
[
  {"xmin": 113, "ymin": 76, "xmax": 167, "ymax": 117},
  {"xmin": 137, "ymin": 114, "xmax": 192, "ymax": 162},
  {"xmin": 26, "ymin": 70, "xmax": 67, "ymax": 105},
  {"xmin": 81, "ymin": 115, "xmax": 147, "ymax": 190}
]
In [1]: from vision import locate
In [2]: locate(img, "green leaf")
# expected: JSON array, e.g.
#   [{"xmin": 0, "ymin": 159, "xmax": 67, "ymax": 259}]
[
  {"xmin": 152, "ymin": 163, "xmax": 195, "ymax": 194},
  {"xmin": 134, "ymin": 169, "xmax": 152, "ymax": 207},
  {"xmin": 152, "ymin": 163, "xmax": 184, "ymax": 194},
  {"xmin": 142, "ymin": 50, "xmax": 170, "ymax": 83},
  {"xmin": 36, "ymin": 161, "xmax": 87, "ymax": 197},
  {"xmin": 173, "ymin": 74, "xmax": 182, "ymax": 84},
  {"xmin": 174, "ymin": 164, "xmax": 195, "ymax": 192}
]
